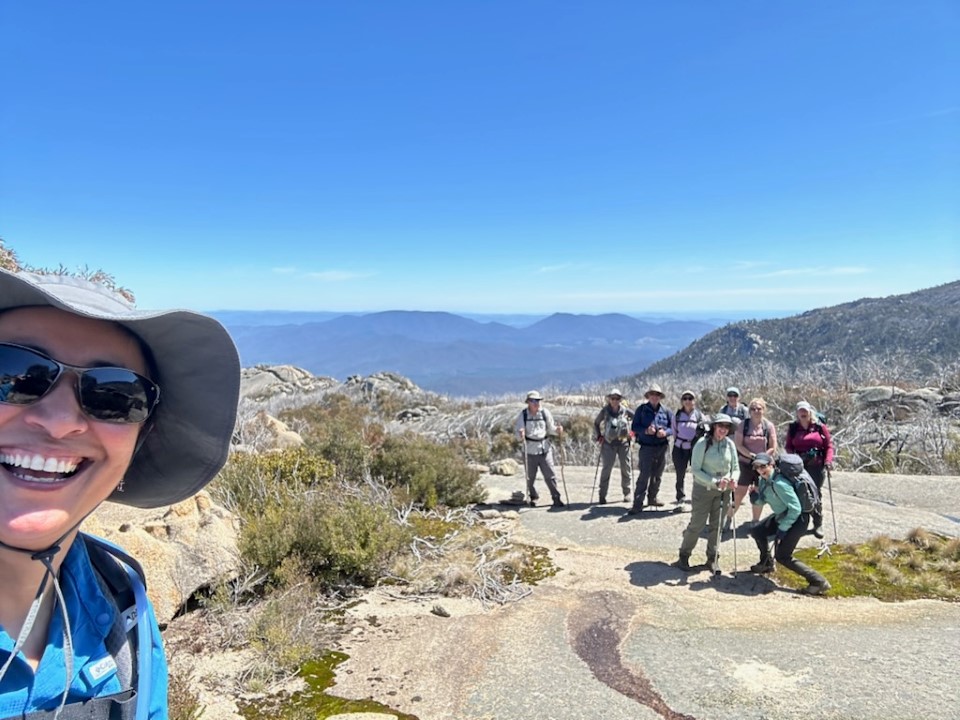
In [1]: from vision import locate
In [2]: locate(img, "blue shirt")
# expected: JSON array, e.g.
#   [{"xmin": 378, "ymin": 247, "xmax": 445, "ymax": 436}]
[
  {"xmin": 631, "ymin": 402, "xmax": 674, "ymax": 446},
  {"xmin": 0, "ymin": 537, "xmax": 168, "ymax": 719}
]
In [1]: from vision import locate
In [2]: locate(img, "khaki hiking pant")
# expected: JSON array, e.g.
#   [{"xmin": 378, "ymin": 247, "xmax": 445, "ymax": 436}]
[
  {"xmin": 679, "ymin": 483, "xmax": 728, "ymax": 561},
  {"xmin": 598, "ymin": 441, "xmax": 631, "ymax": 499}
]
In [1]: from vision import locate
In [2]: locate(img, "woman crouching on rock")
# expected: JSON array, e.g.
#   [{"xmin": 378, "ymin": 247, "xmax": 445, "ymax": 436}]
[
  {"xmin": 747, "ymin": 453, "xmax": 831, "ymax": 596},
  {"xmin": 0, "ymin": 269, "xmax": 239, "ymax": 719},
  {"xmin": 675, "ymin": 413, "xmax": 739, "ymax": 574}
]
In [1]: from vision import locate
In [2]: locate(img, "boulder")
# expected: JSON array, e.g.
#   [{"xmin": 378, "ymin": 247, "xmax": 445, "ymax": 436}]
[
  {"xmin": 240, "ymin": 365, "xmax": 337, "ymax": 401},
  {"xmin": 239, "ymin": 410, "xmax": 304, "ymax": 451},
  {"xmin": 87, "ymin": 491, "xmax": 240, "ymax": 625},
  {"xmin": 489, "ymin": 458, "xmax": 519, "ymax": 476}
]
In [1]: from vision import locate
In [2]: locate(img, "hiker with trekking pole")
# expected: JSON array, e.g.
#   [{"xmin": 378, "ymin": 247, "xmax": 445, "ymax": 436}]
[
  {"xmin": 627, "ymin": 383, "xmax": 673, "ymax": 514},
  {"xmin": 747, "ymin": 453, "xmax": 832, "ymax": 595},
  {"xmin": 592, "ymin": 389, "xmax": 634, "ymax": 504},
  {"xmin": 674, "ymin": 413, "xmax": 739, "ymax": 574},
  {"xmin": 514, "ymin": 391, "xmax": 565, "ymax": 508},
  {"xmin": 785, "ymin": 401, "xmax": 835, "ymax": 540}
]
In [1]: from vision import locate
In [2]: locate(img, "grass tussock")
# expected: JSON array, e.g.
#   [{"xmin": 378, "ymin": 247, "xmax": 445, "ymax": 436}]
[{"xmin": 773, "ymin": 528, "xmax": 960, "ymax": 601}]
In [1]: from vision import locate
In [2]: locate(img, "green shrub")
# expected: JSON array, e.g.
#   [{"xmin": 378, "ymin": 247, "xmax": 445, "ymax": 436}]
[
  {"xmin": 209, "ymin": 447, "xmax": 335, "ymax": 516},
  {"xmin": 490, "ymin": 430, "xmax": 520, "ymax": 460},
  {"xmin": 294, "ymin": 494, "xmax": 410, "ymax": 586},
  {"xmin": 371, "ymin": 434, "xmax": 487, "ymax": 509},
  {"xmin": 240, "ymin": 488, "xmax": 409, "ymax": 589}
]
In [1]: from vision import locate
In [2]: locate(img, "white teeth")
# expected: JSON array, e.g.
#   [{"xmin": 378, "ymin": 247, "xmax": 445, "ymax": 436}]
[{"xmin": 0, "ymin": 452, "xmax": 80, "ymax": 474}]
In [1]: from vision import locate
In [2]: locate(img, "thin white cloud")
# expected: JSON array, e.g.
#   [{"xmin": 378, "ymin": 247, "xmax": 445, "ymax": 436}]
[
  {"xmin": 306, "ymin": 269, "xmax": 374, "ymax": 282},
  {"xmin": 757, "ymin": 266, "xmax": 869, "ymax": 279},
  {"xmin": 731, "ymin": 260, "xmax": 773, "ymax": 271},
  {"xmin": 537, "ymin": 263, "xmax": 575, "ymax": 274}
]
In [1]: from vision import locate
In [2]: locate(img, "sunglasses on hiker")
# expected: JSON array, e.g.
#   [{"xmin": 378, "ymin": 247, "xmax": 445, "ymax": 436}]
[{"xmin": 0, "ymin": 343, "xmax": 160, "ymax": 424}]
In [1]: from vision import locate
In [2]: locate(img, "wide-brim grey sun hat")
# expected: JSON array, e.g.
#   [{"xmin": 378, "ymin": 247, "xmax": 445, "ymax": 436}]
[
  {"xmin": 644, "ymin": 382, "xmax": 664, "ymax": 398},
  {"xmin": 606, "ymin": 388, "xmax": 623, "ymax": 399},
  {"xmin": 0, "ymin": 269, "xmax": 240, "ymax": 508},
  {"xmin": 525, "ymin": 390, "xmax": 542, "ymax": 401}
]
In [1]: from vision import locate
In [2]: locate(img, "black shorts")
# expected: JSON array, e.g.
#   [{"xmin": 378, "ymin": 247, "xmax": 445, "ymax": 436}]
[{"xmin": 738, "ymin": 460, "xmax": 759, "ymax": 487}]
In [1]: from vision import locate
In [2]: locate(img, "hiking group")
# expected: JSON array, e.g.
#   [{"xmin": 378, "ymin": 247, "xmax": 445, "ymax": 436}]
[{"xmin": 516, "ymin": 385, "xmax": 835, "ymax": 596}]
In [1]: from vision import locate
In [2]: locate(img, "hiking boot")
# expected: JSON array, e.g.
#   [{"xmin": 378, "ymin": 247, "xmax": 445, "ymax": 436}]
[
  {"xmin": 623, "ymin": 494, "xmax": 630, "ymax": 503},
  {"xmin": 801, "ymin": 580, "xmax": 831, "ymax": 596},
  {"xmin": 813, "ymin": 525, "xmax": 825, "ymax": 539},
  {"xmin": 552, "ymin": 498, "xmax": 565, "ymax": 508},
  {"xmin": 673, "ymin": 503, "xmax": 685, "ymax": 514},
  {"xmin": 750, "ymin": 558, "xmax": 775, "ymax": 574},
  {"xmin": 597, "ymin": 495, "xmax": 607, "ymax": 505},
  {"xmin": 527, "ymin": 499, "xmax": 536, "ymax": 508},
  {"xmin": 707, "ymin": 556, "xmax": 721, "ymax": 575},
  {"xmin": 647, "ymin": 498, "xmax": 665, "ymax": 507},
  {"xmin": 673, "ymin": 554, "xmax": 692, "ymax": 572},
  {"xmin": 626, "ymin": 506, "xmax": 644, "ymax": 515}
]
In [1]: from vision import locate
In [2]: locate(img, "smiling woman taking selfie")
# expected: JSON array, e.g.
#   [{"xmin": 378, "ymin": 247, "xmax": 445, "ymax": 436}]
[{"xmin": 0, "ymin": 269, "xmax": 239, "ymax": 720}]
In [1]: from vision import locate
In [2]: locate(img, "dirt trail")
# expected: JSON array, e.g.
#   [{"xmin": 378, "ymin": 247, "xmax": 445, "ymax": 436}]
[{"xmin": 330, "ymin": 467, "xmax": 960, "ymax": 720}]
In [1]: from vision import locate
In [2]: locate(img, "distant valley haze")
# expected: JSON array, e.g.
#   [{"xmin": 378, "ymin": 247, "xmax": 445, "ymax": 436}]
[{"xmin": 214, "ymin": 309, "xmax": 723, "ymax": 396}]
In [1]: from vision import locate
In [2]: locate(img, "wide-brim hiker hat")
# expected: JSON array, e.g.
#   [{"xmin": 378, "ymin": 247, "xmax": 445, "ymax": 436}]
[
  {"xmin": 606, "ymin": 388, "xmax": 623, "ymax": 399},
  {"xmin": 680, "ymin": 389, "xmax": 696, "ymax": 401},
  {"xmin": 0, "ymin": 269, "xmax": 240, "ymax": 508},
  {"xmin": 644, "ymin": 383, "xmax": 664, "ymax": 399},
  {"xmin": 525, "ymin": 390, "xmax": 542, "ymax": 401},
  {"xmin": 711, "ymin": 413, "xmax": 734, "ymax": 427}
]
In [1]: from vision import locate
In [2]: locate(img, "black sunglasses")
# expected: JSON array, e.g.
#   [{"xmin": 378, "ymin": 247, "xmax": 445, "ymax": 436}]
[{"xmin": 0, "ymin": 343, "xmax": 160, "ymax": 424}]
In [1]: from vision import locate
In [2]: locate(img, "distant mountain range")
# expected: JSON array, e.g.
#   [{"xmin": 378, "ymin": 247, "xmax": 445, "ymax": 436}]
[
  {"xmin": 214, "ymin": 311, "xmax": 717, "ymax": 395},
  {"xmin": 642, "ymin": 280, "xmax": 960, "ymax": 379}
]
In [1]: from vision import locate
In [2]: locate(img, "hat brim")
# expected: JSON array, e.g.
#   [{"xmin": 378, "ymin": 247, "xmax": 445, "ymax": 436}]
[{"xmin": 0, "ymin": 270, "xmax": 240, "ymax": 508}]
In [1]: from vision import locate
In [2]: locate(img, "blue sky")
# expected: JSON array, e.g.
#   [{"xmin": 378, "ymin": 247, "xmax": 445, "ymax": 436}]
[{"xmin": 2, "ymin": 2, "xmax": 957, "ymax": 315}]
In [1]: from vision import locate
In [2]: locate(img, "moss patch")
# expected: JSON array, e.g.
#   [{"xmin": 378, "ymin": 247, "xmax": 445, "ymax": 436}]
[
  {"xmin": 240, "ymin": 650, "xmax": 420, "ymax": 720},
  {"xmin": 772, "ymin": 529, "xmax": 960, "ymax": 601},
  {"xmin": 504, "ymin": 544, "xmax": 558, "ymax": 585}
]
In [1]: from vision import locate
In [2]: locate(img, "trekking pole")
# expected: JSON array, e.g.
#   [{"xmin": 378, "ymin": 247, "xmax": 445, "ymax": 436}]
[
  {"xmin": 712, "ymin": 487, "xmax": 724, "ymax": 577},
  {"xmin": 519, "ymin": 430, "xmax": 533, "ymax": 506},
  {"xmin": 729, "ymin": 489, "xmax": 738, "ymax": 576},
  {"xmin": 826, "ymin": 466, "xmax": 839, "ymax": 545},
  {"xmin": 590, "ymin": 444, "xmax": 602, "ymax": 505},
  {"xmin": 557, "ymin": 436, "xmax": 570, "ymax": 506}
]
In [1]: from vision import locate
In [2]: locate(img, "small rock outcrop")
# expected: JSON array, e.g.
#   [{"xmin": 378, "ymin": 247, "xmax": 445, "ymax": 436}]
[
  {"xmin": 240, "ymin": 365, "xmax": 337, "ymax": 401},
  {"xmin": 87, "ymin": 492, "xmax": 240, "ymax": 624},
  {"xmin": 238, "ymin": 410, "xmax": 305, "ymax": 451},
  {"xmin": 489, "ymin": 458, "xmax": 519, "ymax": 476}
]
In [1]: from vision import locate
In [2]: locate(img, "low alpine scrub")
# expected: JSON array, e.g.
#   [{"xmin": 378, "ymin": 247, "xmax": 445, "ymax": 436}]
[
  {"xmin": 370, "ymin": 434, "xmax": 487, "ymax": 509},
  {"xmin": 773, "ymin": 528, "xmax": 960, "ymax": 601}
]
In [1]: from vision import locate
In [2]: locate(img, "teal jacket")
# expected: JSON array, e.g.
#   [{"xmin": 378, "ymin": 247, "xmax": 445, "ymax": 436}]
[
  {"xmin": 690, "ymin": 436, "xmax": 740, "ymax": 491},
  {"xmin": 752, "ymin": 471, "xmax": 803, "ymax": 530}
]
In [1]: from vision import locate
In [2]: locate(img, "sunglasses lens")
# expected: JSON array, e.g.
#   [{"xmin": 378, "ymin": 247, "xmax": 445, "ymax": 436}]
[
  {"xmin": 0, "ymin": 345, "xmax": 60, "ymax": 404},
  {"xmin": 0, "ymin": 343, "xmax": 157, "ymax": 423},
  {"xmin": 79, "ymin": 369, "xmax": 157, "ymax": 423}
]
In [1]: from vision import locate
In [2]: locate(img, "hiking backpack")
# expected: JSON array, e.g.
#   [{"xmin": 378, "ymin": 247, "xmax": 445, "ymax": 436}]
[
  {"xmin": 775, "ymin": 453, "xmax": 821, "ymax": 514},
  {"xmin": 741, "ymin": 416, "xmax": 771, "ymax": 444},
  {"xmin": 602, "ymin": 407, "xmax": 631, "ymax": 443}
]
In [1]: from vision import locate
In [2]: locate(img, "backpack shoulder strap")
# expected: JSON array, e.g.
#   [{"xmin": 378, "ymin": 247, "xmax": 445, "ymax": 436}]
[{"xmin": 82, "ymin": 534, "xmax": 154, "ymax": 720}]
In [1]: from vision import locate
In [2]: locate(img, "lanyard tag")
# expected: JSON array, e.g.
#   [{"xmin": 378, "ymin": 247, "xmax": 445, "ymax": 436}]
[{"xmin": 82, "ymin": 655, "xmax": 118, "ymax": 687}]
